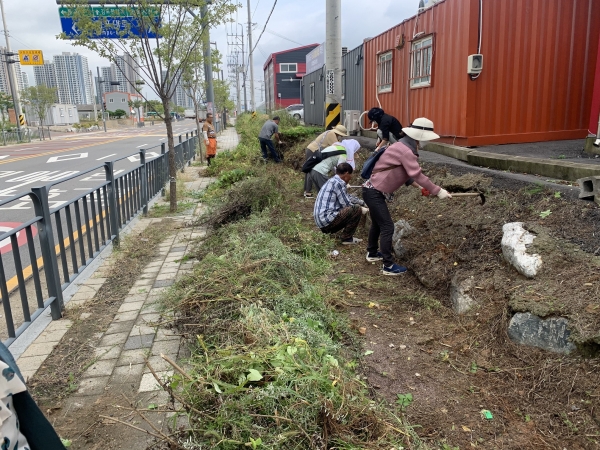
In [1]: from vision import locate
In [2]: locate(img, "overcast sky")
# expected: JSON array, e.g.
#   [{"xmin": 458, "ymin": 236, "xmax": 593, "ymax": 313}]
[{"xmin": 4, "ymin": 0, "xmax": 419, "ymax": 102}]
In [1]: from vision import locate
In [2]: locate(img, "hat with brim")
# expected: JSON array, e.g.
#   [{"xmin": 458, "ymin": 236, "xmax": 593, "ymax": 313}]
[
  {"xmin": 402, "ymin": 117, "xmax": 440, "ymax": 142},
  {"xmin": 332, "ymin": 124, "xmax": 348, "ymax": 136}
]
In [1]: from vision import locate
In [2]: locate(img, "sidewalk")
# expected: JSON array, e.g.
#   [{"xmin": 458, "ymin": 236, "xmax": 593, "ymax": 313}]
[{"xmin": 10, "ymin": 129, "xmax": 239, "ymax": 448}]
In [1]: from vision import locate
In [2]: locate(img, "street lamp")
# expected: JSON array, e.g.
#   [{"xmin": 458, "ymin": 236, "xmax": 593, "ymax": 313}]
[{"xmin": 96, "ymin": 66, "xmax": 120, "ymax": 132}]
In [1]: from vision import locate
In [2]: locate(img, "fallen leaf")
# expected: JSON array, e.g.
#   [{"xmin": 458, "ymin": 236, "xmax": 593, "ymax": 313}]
[
  {"xmin": 585, "ymin": 304, "xmax": 599, "ymax": 314},
  {"xmin": 346, "ymin": 290, "xmax": 355, "ymax": 296},
  {"xmin": 462, "ymin": 425, "xmax": 471, "ymax": 432},
  {"xmin": 364, "ymin": 350, "xmax": 374, "ymax": 356},
  {"xmin": 358, "ymin": 327, "xmax": 367, "ymax": 335},
  {"xmin": 368, "ymin": 302, "xmax": 378, "ymax": 309}
]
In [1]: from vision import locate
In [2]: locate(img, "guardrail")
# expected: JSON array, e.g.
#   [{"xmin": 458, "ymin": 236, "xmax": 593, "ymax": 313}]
[{"xmin": 0, "ymin": 131, "xmax": 199, "ymax": 346}]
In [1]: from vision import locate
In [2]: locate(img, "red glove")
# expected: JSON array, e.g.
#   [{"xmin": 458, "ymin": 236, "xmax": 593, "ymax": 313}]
[{"xmin": 421, "ymin": 188, "xmax": 431, "ymax": 197}]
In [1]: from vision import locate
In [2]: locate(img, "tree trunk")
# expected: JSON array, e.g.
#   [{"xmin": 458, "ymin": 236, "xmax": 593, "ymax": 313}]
[
  {"xmin": 193, "ymin": 98, "xmax": 203, "ymax": 163},
  {"xmin": 163, "ymin": 101, "xmax": 177, "ymax": 212}
]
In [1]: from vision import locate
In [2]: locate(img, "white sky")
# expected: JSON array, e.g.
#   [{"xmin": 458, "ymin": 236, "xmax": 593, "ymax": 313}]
[{"xmin": 4, "ymin": 0, "xmax": 419, "ymax": 101}]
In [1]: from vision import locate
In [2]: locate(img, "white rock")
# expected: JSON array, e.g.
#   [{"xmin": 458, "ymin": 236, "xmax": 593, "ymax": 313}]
[
  {"xmin": 451, "ymin": 275, "xmax": 475, "ymax": 314},
  {"xmin": 501, "ymin": 223, "xmax": 542, "ymax": 278},
  {"xmin": 392, "ymin": 220, "xmax": 415, "ymax": 258}
]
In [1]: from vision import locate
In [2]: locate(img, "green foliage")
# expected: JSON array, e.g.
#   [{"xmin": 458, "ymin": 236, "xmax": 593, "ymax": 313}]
[
  {"xmin": 21, "ymin": 85, "xmax": 58, "ymax": 125},
  {"xmin": 396, "ymin": 393, "xmax": 414, "ymax": 410},
  {"xmin": 111, "ymin": 109, "xmax": 127, "ymax": 119},
  {"xmin": 539, "ymin": 209, "xmax": 552, "ymax": 218},
  {"xmin": 525, "ymin": 182, "xmax": 545, "ymax": 195}
]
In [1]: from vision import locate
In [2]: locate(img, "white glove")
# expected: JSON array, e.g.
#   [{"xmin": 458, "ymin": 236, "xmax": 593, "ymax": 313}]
[
  {"xmin": 437, "ymin": 189, "xmax": 452, "ymax": 199},
  {"xmin": 361, "ymin": 207, "xmax": 369, "ymax": 215}
]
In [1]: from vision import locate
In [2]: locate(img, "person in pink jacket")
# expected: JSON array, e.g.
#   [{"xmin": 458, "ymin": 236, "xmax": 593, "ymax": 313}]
[{"xmin": 362, "ymin": 117, "xmax": 452, "ymax": 276}]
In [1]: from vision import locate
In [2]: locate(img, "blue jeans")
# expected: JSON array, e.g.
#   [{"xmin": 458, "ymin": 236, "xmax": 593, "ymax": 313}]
[{"xmin": 259, "ymin": 138, "xmax": 281, "ymax": 162}]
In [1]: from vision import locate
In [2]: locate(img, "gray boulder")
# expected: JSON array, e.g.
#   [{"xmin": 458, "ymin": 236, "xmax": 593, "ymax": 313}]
[
  {"xmin": 508, "ymin": 312, "xmax": 576, "ymax": 354},
  {"xmin": 450, "ymin": 276, "xmax": 475, "ymax": 314},
  {"xmin": 392, "ymin": 220, "xmax": 415, "ymax": 259}
]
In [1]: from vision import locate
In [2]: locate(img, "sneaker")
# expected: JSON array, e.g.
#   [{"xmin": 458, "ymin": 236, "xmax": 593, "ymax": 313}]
[
  {"xmin": 341, "ymin": 237, "xmax": 363, "ymax": 245},
  {"xmin": 366, "ymin": 252, "xmax": 383, "ymax": 262},
  {"xmin": 382, "ymin": 263, "xmax": 407, "ymax": 276},
  {"xmin": 303, "ymin": 192, "xmax": 313, "ymax": 198}
]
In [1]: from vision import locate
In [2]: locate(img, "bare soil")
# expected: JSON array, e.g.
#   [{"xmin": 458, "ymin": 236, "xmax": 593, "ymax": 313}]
[{"xmin": 291, "ymin": 159, "xmax": 600, "ymax": 449}]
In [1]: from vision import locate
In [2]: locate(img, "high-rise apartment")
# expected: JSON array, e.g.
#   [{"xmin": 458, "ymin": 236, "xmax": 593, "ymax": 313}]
[
  {"xmin": 53, "ymin": 52, "xmax": 93, "ymax": 105},
  {"xmin": 21, "ymin": 72, "xmax": 29, "ymax": 90},
  {"xmin": 112, "ymin": 54, "xmax": 140, "ymax": 94},
  {"xmin": 0, "ymin": 46, "xmax": 26, "ymax": 95},
  {"xmin": 34, "ymin": 60, "xmax": 58, "ymax": 89}
]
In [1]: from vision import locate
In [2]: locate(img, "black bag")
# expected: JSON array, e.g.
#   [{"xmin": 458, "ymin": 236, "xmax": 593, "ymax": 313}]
[
  {"xmin": 301, "ymin": 147, "xmax": 347, "ymax": 173},
  {"xmin": 360, "ymin": 146, "xmax": 389, "ymax": 179}
]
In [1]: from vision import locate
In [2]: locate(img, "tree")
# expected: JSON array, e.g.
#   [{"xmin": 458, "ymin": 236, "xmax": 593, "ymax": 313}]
[
  {"xmin": 0, "ymin": 92, "xmax": 13, "ymax": 127},
  {"xmin": 112, "ymin": 109, "xmax": 127, "ymax": 119},
  {"xmin": 213, "ymin": 79, "xmax": 235, "ymax": 117},
  {"xmin": 145, "ymin": 99, "xmax": 164, "ymax": 116},
  {"xmin": 128, "ymin": 98, "xmax": 144, "ymax": 121},
  {"xmin": 60, "ymin": 0, "xmax": 238, "ymax": 211},
  {"xmin": 21, "ymin": 86, "xmax": 58, "ymax": 127}
]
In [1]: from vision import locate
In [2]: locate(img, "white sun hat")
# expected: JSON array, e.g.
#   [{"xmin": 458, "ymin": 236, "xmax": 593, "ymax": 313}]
[{"xmin": 402, "ymin": 117, "xmax": 440, "ymax": 142}]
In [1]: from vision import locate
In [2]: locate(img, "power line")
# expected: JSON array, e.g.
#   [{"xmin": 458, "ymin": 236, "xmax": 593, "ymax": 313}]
[
  {"xmin": 265, "ymin": 29, "xmax": 304, "ymax": 47},
  {"xmin": 251, "ymin": 0, "xmax": 277, "ymax": 56},
  {"xmin": 251, "ymin": 0, "xmax": 261, "ymax": 20}
]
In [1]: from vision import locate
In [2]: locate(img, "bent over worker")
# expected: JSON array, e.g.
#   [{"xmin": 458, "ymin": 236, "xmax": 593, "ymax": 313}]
[
  {"xmin": 362, "ymin": 117, "xmax": 452, "ymax": 276},
  {"xmin": 314, "ymin": 162, "xmax": 368, "ymax": 245},
  {"xmin": 202, "ymin": 113, "xmax": 217, "ymax": 165},
  {"xmin": 258, "ymin": 116, "xmax": 282, "ymax": 163}
]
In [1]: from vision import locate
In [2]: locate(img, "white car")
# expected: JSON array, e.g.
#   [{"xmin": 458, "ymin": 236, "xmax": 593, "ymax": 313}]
[{"xmin": 286, "ymin": 104, "xmax": 304, "ymax": 120}]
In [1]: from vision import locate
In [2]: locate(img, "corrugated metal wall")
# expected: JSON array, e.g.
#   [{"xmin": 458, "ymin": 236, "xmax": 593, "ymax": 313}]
[
  {"xmin": 302, "ymin": 67, "xmax": 326, "ymax": 126},
  {"xmin": 342, "ymin": 45, "xmax": 364, "ymax": 114},
  {"xmin": 364, "ymin": 0, "xmax": 600, "ymax": 146}
]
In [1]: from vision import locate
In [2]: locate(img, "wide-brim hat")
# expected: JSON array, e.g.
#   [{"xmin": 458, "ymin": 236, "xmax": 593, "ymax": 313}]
[
  {"xmin": 332, "ymin": 124, "xmax": 348, "ymax": 136},
  {"xmin": 402, "ymin": 117, "xmax": 440, "ymax": 142}
]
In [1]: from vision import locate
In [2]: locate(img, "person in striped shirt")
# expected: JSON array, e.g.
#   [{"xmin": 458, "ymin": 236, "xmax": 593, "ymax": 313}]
[{"xmin": 313, "ymin": 163, "xmax": 368, "ymax": 245}]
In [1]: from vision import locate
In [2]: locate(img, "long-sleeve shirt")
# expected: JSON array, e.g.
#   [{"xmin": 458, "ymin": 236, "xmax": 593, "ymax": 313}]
[
  {"xmin": 370, "ymin": 140, "xmax": 441, "ymax": 195},
  {"xmin": 312, "ymin": 144, "xmax": 347, "ymax": 176},
  {"xmin": 378, "ymin": 114, "xmax": 403, "ymax": 141},
  {"xmin": 307, "ymin": 130, "xmax": 340, "ymax": 152},
  {"xmin": 314, "ymin": 175, "xmax": 364, "ymax": 228}
]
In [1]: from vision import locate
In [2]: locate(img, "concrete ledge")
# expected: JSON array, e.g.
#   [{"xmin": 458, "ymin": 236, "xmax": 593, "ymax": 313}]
[
  {"xmin": 585, "ymin": 136, "xmax": 600, "ymax": 155},
  {"xmin": 424, "ymin": 142, "xmax": 473, "ymax": 161}
]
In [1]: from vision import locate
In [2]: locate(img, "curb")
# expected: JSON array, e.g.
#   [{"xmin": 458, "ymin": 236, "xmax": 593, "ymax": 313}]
[{"xmin": 424, "ymin": 142, "xmax": 600, "ymax": 182}]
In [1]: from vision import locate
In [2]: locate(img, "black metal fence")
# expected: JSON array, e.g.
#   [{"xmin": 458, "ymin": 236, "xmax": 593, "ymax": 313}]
[{"xmin": 0, "ymin": 131, "xmax": 198, "ymax": 346}]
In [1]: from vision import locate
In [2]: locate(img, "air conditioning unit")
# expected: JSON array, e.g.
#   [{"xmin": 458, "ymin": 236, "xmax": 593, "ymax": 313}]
[
  {"xmin": 467, "ymin": 54, "xmax": 483, "ymax": 75},
  {"xmin": 344, "ymin": 110, "xmax": 360, "ymax": 135}
]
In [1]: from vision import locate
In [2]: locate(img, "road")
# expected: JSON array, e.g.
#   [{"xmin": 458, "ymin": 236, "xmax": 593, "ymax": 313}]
[{"xmin": 0, "ymin": 120, "xmax": 198, "ymax": 227}]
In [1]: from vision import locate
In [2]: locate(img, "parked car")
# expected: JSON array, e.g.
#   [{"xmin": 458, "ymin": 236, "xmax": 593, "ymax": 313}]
[{"xmin": 285, "ymin": 104, "xmax": 304, "ymax": 120}]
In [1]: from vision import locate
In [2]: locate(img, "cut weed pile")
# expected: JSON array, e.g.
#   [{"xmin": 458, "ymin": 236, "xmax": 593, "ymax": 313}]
[{"xmin": 157, "ymin": 114, "xmax": 421, "ymax": 449}]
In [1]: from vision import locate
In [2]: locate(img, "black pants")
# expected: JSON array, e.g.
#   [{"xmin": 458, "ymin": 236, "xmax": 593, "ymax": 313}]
[
  {"xmin": 259, "ymin": 138, "xmax": 281, "ymax": 162},
  {"xmin": 320, "ymin": 205, "xmax": 362, "ymax": 240},
  {"xmin": 303, "ymin": 148, "xmax": 313, "ymax": 193},
  {"xmin": 362, "ymin": 187, "xmax": 395, "ymax": 266}
]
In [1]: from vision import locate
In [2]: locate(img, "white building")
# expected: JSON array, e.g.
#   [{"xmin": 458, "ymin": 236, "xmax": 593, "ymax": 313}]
[
  {"xmin": 24, "ymin": 103, "xmax": 79, "ymax": 126},
  {"xmin": 0, "ymin": 46, "xmax": 26, "ymax": 95},
  {"xmin": 53, "ymin": 52, "xmax": 93, "ymax": 105}
]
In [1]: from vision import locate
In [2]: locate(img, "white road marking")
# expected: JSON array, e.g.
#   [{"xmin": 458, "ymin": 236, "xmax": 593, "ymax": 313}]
[
  {"xmin": 159, "ymin": 138, "xmax": 165, "ymax": 141},
  {"xmin": 13, "ymin": 147, "xmax": 39, "ymax": 152},
  {"xmin": 0, "ymin": 156, "xmax": 10, "ymax": 160},
  {"xmin": 97, "ymin": 153, "xmax": 117, "ymax": 161},
  {"xmin": 136, "ymin": 144, "xmax": 147, "ymax": 148},
  {"xmin": 127, "ymin": 152, "xmax": 159, "ymax": 162},
  {"xmin": 47, "ymin": 153, "xmax": 88, "ymax": 163},
  {"xmin": 0, "ymin": 171, "xmax": 79, "ymax": 196}
]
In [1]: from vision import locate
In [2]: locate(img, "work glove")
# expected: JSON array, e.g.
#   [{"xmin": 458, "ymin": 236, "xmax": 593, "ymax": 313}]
[
  {"xmin": 437, "ymin": 188, "xmax": 452, "ymax": 199},
  {"xmin": 421, "ymin": 188, "xmax": 430, "ymax": 197},
  {"xmin": 360, "ymin": 207, "xmax": 369, "ymax": 215}
]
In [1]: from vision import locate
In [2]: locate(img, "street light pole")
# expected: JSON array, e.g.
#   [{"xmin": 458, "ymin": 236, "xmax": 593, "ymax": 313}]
[
  {"xmin": 246, "ymin": 0, "xmax": 255, "ymax": 112},
  {"xmin": 0, "ymin": 0, "xmax": 23, "ymax": 137},
  {"xmin": 96, "ymin": 66, "xmax": 107, "ymax": 132}
]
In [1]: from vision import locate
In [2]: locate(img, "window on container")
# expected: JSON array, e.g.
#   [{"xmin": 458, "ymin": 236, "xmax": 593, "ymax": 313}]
[
  {"xmin": 377, "ymin": 51, "xmax": 392, "ymax": 93},
  {"xmin": 410, "ymin": 35, "xmax": 433, "ymax": 88},
  {"xmin": 310, "ymin": 82, "xmax": 315, "ymax": 105},
  {"xmin": 59, "ymin": 108, "xmax": 64, "ymax": 116},
  {"xmin": 280, "ymin": 63, "xmax": 297, "ymax": 73},
  {"xmin": 341, "ymin": 70, "xmax": 346, "ymax": 100},
  {"xmin": 109, "ymin": 98, "xmax": 114, "ymax": 103}
]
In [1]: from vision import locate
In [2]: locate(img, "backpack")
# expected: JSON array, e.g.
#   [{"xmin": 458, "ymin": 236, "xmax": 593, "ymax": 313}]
[
  {"xmin": 301, "ymin": 142, "xmax": 346, "ymax": 173},
  {"xmin": 360, "ymin": 146, "xmax": 389, "ymax": 179}
]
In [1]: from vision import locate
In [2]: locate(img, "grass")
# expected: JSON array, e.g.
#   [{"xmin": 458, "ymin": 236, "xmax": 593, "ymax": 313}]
[
  {"xmin": 154, "ymin": 116, "xmax": 427, "ymax": 449},
  {"xmin": 147, "ymin": 200, "xmax": 195, "ymax": 217}
]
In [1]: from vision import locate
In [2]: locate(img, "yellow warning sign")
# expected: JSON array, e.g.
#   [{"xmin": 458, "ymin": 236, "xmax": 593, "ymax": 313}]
[
  {"xmin": 18, "ymin": 50, "xmax": 43, "ymax": 66},
  {"xmin": 18, "ymin": 114, "xmax": 25, "ymax": 126}
]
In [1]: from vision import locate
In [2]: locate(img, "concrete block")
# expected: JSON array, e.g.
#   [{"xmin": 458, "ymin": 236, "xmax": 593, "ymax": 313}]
[
  {"xmin": 113, "ymin": 310, "xmax": 140, "ymax": 322},
  {"xmin": 130, "ymin": 325, "xmax": 156, "ymax": 336},
  {"xmin": 117, "ymin": 301, "xmax": 145, "ymax": 313},
  {"xmin": 105, "ymin": 320, "xmax": 135, "ymax": 335},
  {"xmin": 19, "ymin": 341, "xmax": 58, "ymax": 358},
  {"xmin": 83, "ymin": 359, "xmax": 117, "ymax": 377},
  {"xmin": 98, "ymin": 332, "xmax": 129, "ymax": 347},
  {"xmin": 82, "ymin": 278, "xmax": 107, "ymax": 286},
  {"xmin": 93, "ymin": 346, "xmax": 122, "ymax": 361},
  {"xmin": 136, "ymin": 313, "xmax": 161, "ymax": 325},
  {"xmin": 153, "ymin": 280, "xmax": 174, "ymax": 288},
  {"xmin": 143, "ymin": 355, "xmax": 171, "ymax": 373},
  {"xmin": 15, "ymin": 355, "xmax": 48, "ymax": 372},
  {"xmin": 424, "ymin": 142, "xmax": 473, "ymax": 161},
  {"xmin": 110, "ymin": 364, "xmax": 146, "ymax": 385},
  {"xmin": 123, "ymin": 294, "xmax": 148, "ymax": 304},
  {"xmin": 577, "ymin": 176, "xmax": 596, "ymax": 200},
  {"xmin": 65, "ymin": 300, "xmax": 87, "ymax": 310},
  {"xmin": 155, "ymin": 273, "xmax": 175, "ymax": 281},
  {"xmin": 138, "ymin": 371, "xmax": 172, "ymax": 392},
  {"xmin": 117, "ymin": 349, "xmax": 150, "ymax": 366},
  {"xmin": 151, "ymin": 339, "xmax": 180, "ymax": 358},
  {"xmin": 124, "ymin": 334, "xmax": 155, "ymax": 350},
  {"xmin": 155, "ymin": 329, "xmax": 181, "ymax": 341},
  {"xmin": 76, "ymin": 376, "xmax": 110, "ymax": 396}
]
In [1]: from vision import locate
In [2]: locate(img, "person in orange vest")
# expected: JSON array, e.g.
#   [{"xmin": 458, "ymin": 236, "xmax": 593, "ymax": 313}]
[{"xmin": 202, "ymin": 113, "xmax": 217, "ymax": 165}]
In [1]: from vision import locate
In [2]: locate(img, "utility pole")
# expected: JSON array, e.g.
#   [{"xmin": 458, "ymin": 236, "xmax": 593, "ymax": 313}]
[
  {"xmin": 325, "ymin": 0, "xmax": 342, "ymax": 130},
  {"xmin": 200, "ymin": 4, "xmax": 215, "ymax": 117},
  {"xmin": 246, "ymin": 0, "xmax": 255, "ymax": 112},
  {"xmin": 96, "ymin": 67, "xmax": 107, "ymax": 132},
  {"xmin": 0, "ymin": 0, "xmax": 23, "ymax": 137}
]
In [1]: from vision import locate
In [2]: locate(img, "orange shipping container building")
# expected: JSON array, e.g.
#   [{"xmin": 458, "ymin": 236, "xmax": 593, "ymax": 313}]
[{"xmin": 363, "ymin": 0, "xmax": 600, "ymax": 147}]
